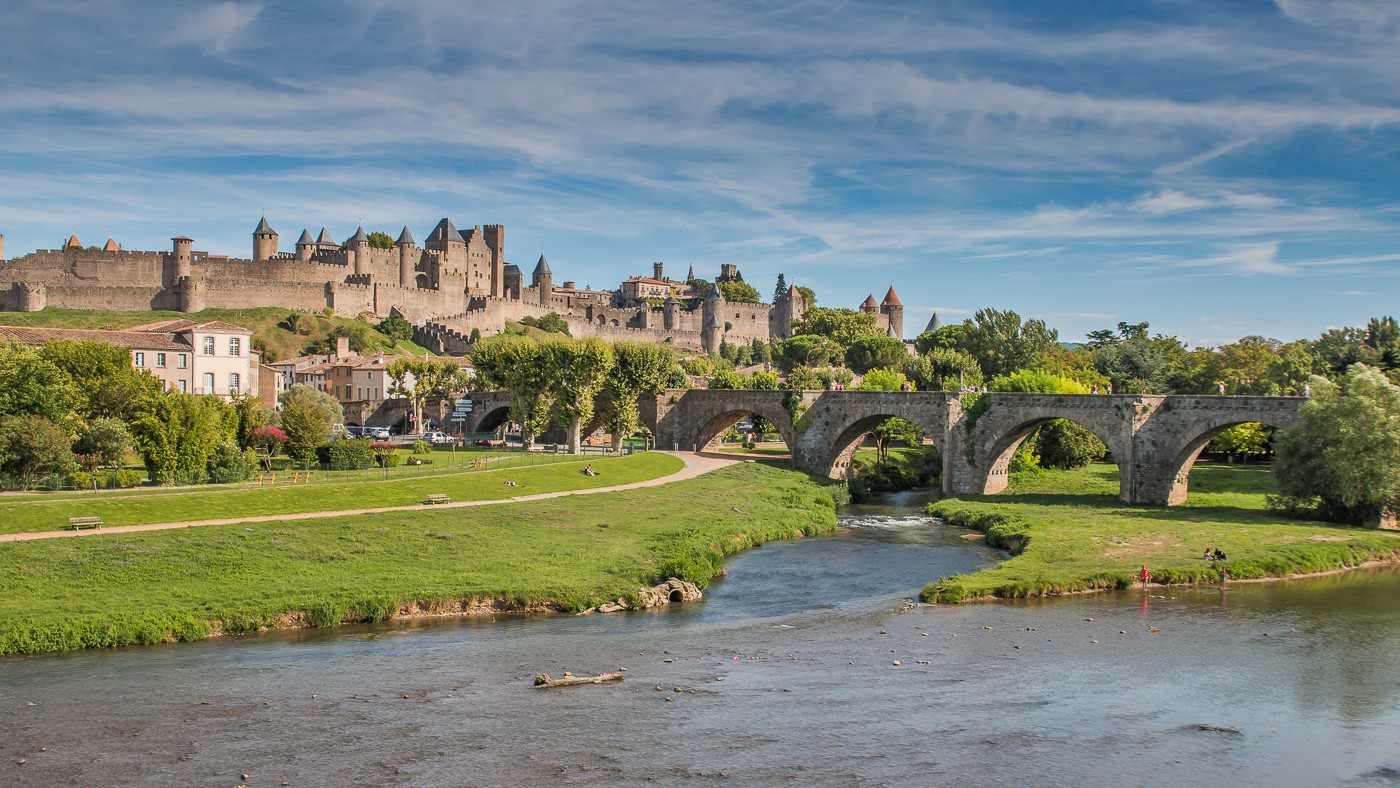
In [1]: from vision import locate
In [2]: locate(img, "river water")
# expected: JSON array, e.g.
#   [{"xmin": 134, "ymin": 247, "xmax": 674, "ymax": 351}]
[{"xmin": 4, "ymin": 489, "xmax": 1400, "ymax": 786}]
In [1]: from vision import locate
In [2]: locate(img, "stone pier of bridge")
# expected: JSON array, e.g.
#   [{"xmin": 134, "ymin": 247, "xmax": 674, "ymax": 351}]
[{"xmin": 641, "ymin": 389, "xmax": 1304, "ymax": 506}]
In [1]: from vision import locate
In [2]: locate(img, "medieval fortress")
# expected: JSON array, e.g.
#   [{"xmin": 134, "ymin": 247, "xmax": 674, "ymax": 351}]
[{"xmin": 0, "ymin": 218, "xmax": 905, "ymax": 353}]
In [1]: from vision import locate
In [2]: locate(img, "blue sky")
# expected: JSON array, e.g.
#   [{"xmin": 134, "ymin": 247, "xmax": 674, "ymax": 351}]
[{"xmin": 2, "ymin": 0, "xmax": 1397, "ymax": 346}]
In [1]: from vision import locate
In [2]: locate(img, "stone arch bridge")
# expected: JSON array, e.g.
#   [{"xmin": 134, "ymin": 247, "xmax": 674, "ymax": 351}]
[{"xmin": 641, "ymin": 389, "xmax": 1303, "ymax": 506}]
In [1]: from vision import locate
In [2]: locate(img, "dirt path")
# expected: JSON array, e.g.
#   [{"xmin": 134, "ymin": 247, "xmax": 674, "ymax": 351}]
[{"xmin": 0, "ymin": 453, "xmax": 740, "ymax": 543}]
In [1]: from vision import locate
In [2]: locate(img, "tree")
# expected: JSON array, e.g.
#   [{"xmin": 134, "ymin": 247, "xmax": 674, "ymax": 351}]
[
  {"xmin": 948, "ymin": 309, "xmax": 1060, "ymax": 379},
  {"xmin": 367, "ymin": 231, "xmax": 394, "ymax": 250},
  {"xmin": 845, "ymin": 336, "xmax": 909, "ymax": 374},
  {"xmin": 279, "ymin": 398, "xmax": 329, "ymax": 467},
  {"xmin": 1274, "ymin": 365, "xmax": 1400, "ymax": 526},
  {"xmin": 519, "ymin": 312, "xmax": 571, "ymax": 335},
  {"xmin": 284, "ymin": 312, "xmax": 306, "ymax": 335},
  {"xmin": 1034, "ymin": 420, "xmax": 1106, "ymax": 470},
  {"xmin": 248, "ymin": 424, "xmax": 288, "ymax": 470},
  {"xmin": 0, "ymin": 341, "xmax": 84, "ymax": 429},
  {"xmin": 39, "ymin": 339, "xmax": 160, "ymax": 422},
  {"xmin": 601, "ymin": 341, "xmax": 676, "ymax": 451},
  {"xmin": 791, "ymin": 308, "xmax": 883, "ymax": 349},
  {"xmin": 718, "ymin": 280, "xmax": 761, "ymax": 303},
  {"xmin": 903, "ymin": 348, "xmax": 983, "ymax": 391},
  {"xmin": 868, "ymin": 418, "xmax": 924, "ymax": 467},
  {"xmin": 73, "ymin": 417, "xmax": 131, "ymax": 469},
  {"xmin": 279, "ymin": 384, "xmax": 344, "ymax": 429},
  {"xmin": 377, "ymin": 313, "xmax": 413, "ymax": 343},
  {"xmin": 773, "ymin": 334, "xmax": 842, "ymax": 371},
  {"xmin": 543, "ymin": 337, "xmax": 614, "ymax": 452},
  {"xmin": 857, "ymin": 368, "xmax": 910, "ymax": 392},
  {"xmin": 796, "ymin": 286, "xmax": 817, "ymax": 309},
  {"xmin": 0, "ymin": 415, "xmax": 74, "ymax": 490},
  {"xmin": 773, "ymin": 273, "xmax": 787, "ymax": 303},
  {"xmin": 914, "ymin": 324, "xmax": 968, "ymax": 356},
  {"xmin": 386, "ymin": 357, "xmax": 471, "ymax": 436},
  {"xmin": 1207, "ymin": 422, "xmax": 1271, "ymax": 458},
  {"xmin": 229, "ymin": 394, "xmax": 272, "ymax": 449},
  {"xmin": 1094, "ymin": 333, "xmax": 1186, "ymax": 394},
  {"xmin": 370, "ymin": 441, "xmax": 397, "ymax": 467},
  {"xmin": 468, "ymin": 327, "xmax": 482, "ymax": 344},
  {"xmin": 129, "ymin": 391, "xmax": 229, "ymax": 485},
  {"xmin": 471, "ymin": 336, "xmax": 554, "ymax": 446}
]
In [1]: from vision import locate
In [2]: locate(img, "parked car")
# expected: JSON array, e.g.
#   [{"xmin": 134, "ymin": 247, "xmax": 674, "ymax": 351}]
[
  {"xmin": 363, "ymin": 427, "xmax": 390, "ymax": 439},
  {"xmin": 424, "ymin": 431, "xmax": 452, "ymax": 445}
]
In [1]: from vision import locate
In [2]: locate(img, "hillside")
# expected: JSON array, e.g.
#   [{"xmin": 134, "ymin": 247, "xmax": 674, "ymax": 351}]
[{"xmin": 0, "ymin": 307, "xmax": 433, "ymax": 363}]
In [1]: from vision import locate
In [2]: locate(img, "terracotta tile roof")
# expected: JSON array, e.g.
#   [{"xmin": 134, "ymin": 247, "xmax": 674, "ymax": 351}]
[
  {"xmin": 0, "ymin": 325, "xmax": 190, "ymax": 350},
  {"xmin": 126, "ymin": 319, "xmax": 251, "ymax": 334},
  {"xmin": 882, "ymin": 286, "xmax": 901, "ymax": 306},
  {"xmin": 103, "ymin": 238, "xmax": 119, "ymax": 252}
]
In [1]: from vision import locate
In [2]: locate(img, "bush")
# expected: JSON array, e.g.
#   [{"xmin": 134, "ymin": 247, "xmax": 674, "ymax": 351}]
[
  {"xmin": 412, "ymin": 440, "xmax": 432, "ymax": 455},
  {"xmin": 319, "ymin": 439, "xmax": 376, "ymax": 470},
  {"xmin": 68, "ymin": 470, "xmax": 92, "ymax": 490},
  {"xmin": 207, "ymin": 442, "xmax": 256, "ymax": 484},
  {"xmin": 112, "ymin": 469, "xmax": 144, "ymax": 488}
]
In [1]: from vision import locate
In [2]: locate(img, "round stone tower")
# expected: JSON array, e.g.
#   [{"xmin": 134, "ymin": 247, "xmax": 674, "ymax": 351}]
[
  {"xmin": 395, "ymin": 226, "xmax": 416, "ymax": 288},
  {"xmin": 253, "ymin": 217, "xmax": 278, "ymax": 261}
]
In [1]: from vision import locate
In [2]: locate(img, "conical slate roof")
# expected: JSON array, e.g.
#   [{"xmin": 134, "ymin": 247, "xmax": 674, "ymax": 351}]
[
  {"xmin": 882, "ymin": 286, "xmax": 901, "ymax": 306},
  {"xmin": 254, "ymin": 217, "xmax": 276, "ymax": 236},
  {"xmin": 704, "ymin": 313, "xmax": 721, "ymax": 329},
  {"xmin": 428, "ymin": 218, "xmax": 461, "ymax": 244},
  {"xmin": 924, "ymin": 312, "xmax": 941, "ymax": 333},
  {"xmin": 663, "ymin": 295, "xmax": 679, "ymax": 305},
  {"xmin": 706, "ymin": 285, "xmax": 724, "ymax": 302},
  {"xmin": 296, "ymin": 229, "xmax": 315, "ymax": 245},
  {"xmin": 533, "ymin": 254, "xmax": 552, "ymax": 276},
  {"xmin": 395, "ymin": 226, "xmax": 415, "ymax": 246},
  {"xmin": 861, "ymin": 294, "xmax": 878, "ymax": 309},
  {"xmin": 350, "ymin": 226, "xmax": 368, "ymax": 243},
  {"xmin": 315, "ymin": 227, "xmax": 336, "ymax": 246},
  {"xmin": 887, "ymin": 324, "xmax": 898, "ymax": 338},
  {"xmin": 686, "ymin": 265, "xmax": 695, "ymax": 281}
]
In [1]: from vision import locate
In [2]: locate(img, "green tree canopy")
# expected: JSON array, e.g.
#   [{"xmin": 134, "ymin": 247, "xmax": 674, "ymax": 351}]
[
  {"xmin": 796, "ymin": 286, "xmax": 817, "ymax": 308},
  {"xmin": 279, "ymin": 398, "xmax": 329, "ymax": 467},
  {"xmin": 718, "ymin": 280, "xmax": 761, "ymax": 303},
  {"xmin": 948, "ymin": 309, "xmax": 1061, "ymax": 380},
  {"xmin": 377, "ymin": 313, "xmax": 413, "ymax": 343},
  {"xmin": 0, "ymin": 415, "xmax": 74, "ymax": 490},
  {"xmin": 279, "ymin": 384, "xmax": 344, "ymax": 428},
  {"xmin": 471, "ymin": 336, "xmax": 554, "ymax": 444},
  {"xmin": 845, "ymin": 335, "xmax": 909, "ymax": 375},
  {"xmin": 1273, "ymin": 364, "xmax": 1400, "ymax": 526},
  {"xmin": 0, "ymin": 342, "xmax": 84, "ymax": 430},
  {"xmin": 773, "ymin": 334, "xmax": 842, "ymax": 371},
  {"xmin": 367, "ymin": 231, "xmax": 394, "ymax": 250},
  {"xmin": 903, "ymin": 348, "xmax": 983, "ymax": 392},
  {"xmin": 791, "ymin": 307, "xmax": 883, "ymax": 349},
  {"xmin": 73, "ymin": 416, "xmax": 132, "ymax": 469},
  {"xmin": 129, "ymin": 391, "xmax": 230, "ymax": 485},
  {"xmin": 542, "ymin": 337, "xmax": 614, "ymax": 451},
  {"xmin": 601, "ymin": 341, "xmax": 677, "ymax": 450}
]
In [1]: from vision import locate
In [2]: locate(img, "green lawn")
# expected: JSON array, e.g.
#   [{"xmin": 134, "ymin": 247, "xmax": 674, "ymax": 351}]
[
  {"xmin": 0, "ymin": 462, "xmax": 839, "ymax": 654},
  {"xmin": 716, "ymin": 443, "xmax": 791, "ymax": 456},
  {"xmin": 0, "ymin": 452, "xmax": 684, "ymax": 534},
  {"xmin": 923, "ymin": 462, "xmax": 1400, "ymax": 602}
]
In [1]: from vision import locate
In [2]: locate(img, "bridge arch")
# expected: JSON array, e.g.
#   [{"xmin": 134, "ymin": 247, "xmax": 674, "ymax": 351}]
[
  {"xmin": 1152, "ymin": 414, "xmax": 1297, "ymax": 505},
  {"xmin": 651, "ymin": 390, "xmax": 796, "ymax": 454},
  {"xmin": 799, "ymin": 392, "xmax": 951, "ymax": 479},
  {"xmin": 961, "ymin": 394, "xmax": 1132, "ymax": 499}
]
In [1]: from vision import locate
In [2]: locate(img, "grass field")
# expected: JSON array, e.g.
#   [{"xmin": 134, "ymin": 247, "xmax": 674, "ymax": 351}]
[
  {"xmin": 716, "ymin": 443, "xmax": 791, "ymax": 456},
  {"xmin": 0, "ymin": 306, "xmax": 430, "ymax": 362},
  {"xmin": 0, "ymin": 452, "xmax": 683, "ymax": 534},
  {"xmin": 923, "ymin": 462, "xmax": 1400, "ymax": 602},
  {"xmin": 0, "ymin": 461, "xmax": 839, "ymax": 654}
]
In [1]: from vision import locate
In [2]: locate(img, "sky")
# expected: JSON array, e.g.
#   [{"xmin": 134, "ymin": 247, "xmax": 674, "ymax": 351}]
[{"xmin": 1, "ymin": 0, "xmax": 1397, "ymax": 347}]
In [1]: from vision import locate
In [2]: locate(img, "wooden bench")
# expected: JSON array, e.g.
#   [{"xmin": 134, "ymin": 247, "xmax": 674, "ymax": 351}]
[
  {"xmin": 255, "ymin": 473, "xmax": 276, "ymax": 486},
  {"xmin": 290, "ymin": 471, "xmax": 313, "ymax": 484},
  {"xmin": 67, "ymin": 516, "xmax": 102, "ymax": 531},
  {"xmin": 425, "ymin": 494, "xmax": 450, "ymax": 505}
]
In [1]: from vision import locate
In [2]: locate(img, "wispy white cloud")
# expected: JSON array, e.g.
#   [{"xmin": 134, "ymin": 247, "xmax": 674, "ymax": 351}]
[{"xmin": 167, "ymin": 2, "xmax": 263, "ymax": 56}]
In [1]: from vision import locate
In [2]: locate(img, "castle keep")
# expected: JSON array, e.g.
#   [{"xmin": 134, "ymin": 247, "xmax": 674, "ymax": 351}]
[{"xmin": 0, "ymin": 217, "xmax": 901, "ymax": 353}]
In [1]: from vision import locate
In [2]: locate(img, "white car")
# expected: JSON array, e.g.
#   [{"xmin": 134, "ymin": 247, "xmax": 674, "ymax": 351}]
[{"xmin": 424, "ymin": 431, "xmax": 453, "ymax": 445}]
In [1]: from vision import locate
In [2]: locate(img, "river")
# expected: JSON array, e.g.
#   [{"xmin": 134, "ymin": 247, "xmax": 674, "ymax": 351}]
[{"xmin": 4, "ymin": 489, "xmax": 1400, "ymax": 786}]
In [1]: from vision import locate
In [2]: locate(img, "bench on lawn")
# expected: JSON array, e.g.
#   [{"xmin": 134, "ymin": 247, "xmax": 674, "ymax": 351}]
[
  {"xmin": 425, "ymin": 493, "xmax": 450, "ymax": 505},
  {"xmin": 471, "ymin": 458, "xmax": 487, "ymax": 469},
  {"xmin": 67, "ymin": 516, "xmax": 102, "ymax": 531}
]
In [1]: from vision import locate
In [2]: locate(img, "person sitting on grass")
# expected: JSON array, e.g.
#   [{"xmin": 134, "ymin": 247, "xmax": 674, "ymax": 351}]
[
  {"xmin": 1215, "ymin": 549, "xmax": 1227, "ymax": 561},
  {"xmin": 504, "ymin": 480, "xmax": 518, "ymax": 487},
  {"xmin": 583, "ymin": 464, "xmax": 597, "ymax": 477},
  {"xmin": 1204, "ymin": 548, "xmax": 1214, "ymax": 561}
]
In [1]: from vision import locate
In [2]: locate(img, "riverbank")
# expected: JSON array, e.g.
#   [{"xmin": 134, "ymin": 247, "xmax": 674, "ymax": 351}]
[
  {"xmin": 0, "ymin": 461, "xmax": 839, "ymax": 654},
  {"xmin": 922, "ymin": 463, "xmax": 1400, "ymax": 602}
]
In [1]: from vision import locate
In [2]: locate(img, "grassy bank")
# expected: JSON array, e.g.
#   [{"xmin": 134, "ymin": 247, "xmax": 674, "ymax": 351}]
[
  {"xmin": 0, "ymin": 306, "xmax": 430, "ymax": 362},
  {"xmin": 923, "ymin": 463, "xmax": 1400, "ymax": 602},
  {"xmin": 0, "ymin": 462, "xmax": 839, "ymax": 654},
  {"xmin": 0, "ymin": 453, "xmax": 682, "ymax": 534}
]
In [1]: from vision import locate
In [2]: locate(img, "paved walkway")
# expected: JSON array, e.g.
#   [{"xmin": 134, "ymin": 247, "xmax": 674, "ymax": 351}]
[{"xmin": 0, "ymin": 452, "xmax": 740, "ymax": 543}]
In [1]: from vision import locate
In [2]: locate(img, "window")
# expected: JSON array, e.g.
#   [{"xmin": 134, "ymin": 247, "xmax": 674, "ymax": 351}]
[
  {"xmin": 203, "ymin": 372, "xmax": 215, "ymax": 393},
  {"xmin": 203, "ymin": 336, "xmax": 214, "ymax": 355},
  {"xmin": 229, "ymin": 373, "xmax": 241, "ymax": 393},
  {"xmin": 177, "ymin": 380, "xmax": 187, "ymax": 393},
  {"xmin": 229, "ymin": 337, "xmax": 241, "ymax": 357},
  {"xmin": 178, "ymin": 354, "xmax": 187, "ymax": 369},
  {"xmin": 134, "ymin": 352, "xmax": 145, "ymax": 367},
  {"xmin": 156, "ymin": 353, "xmax": 166, "ymax": 368}
]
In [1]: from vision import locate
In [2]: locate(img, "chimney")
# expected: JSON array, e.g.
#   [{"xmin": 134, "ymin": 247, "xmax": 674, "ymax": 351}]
[
  {"xmin": 563, "ymin": 280, "xmax": 576, "ymax": 290},
  {"xmin": 335, "ymin": 335, "xmax": 350, "ymax": 359}
]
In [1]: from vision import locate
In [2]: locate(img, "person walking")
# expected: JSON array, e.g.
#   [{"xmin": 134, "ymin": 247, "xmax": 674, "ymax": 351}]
[{"xmin": 1140, "ymin": 565, "xmax": 1150, "ymax": 587}]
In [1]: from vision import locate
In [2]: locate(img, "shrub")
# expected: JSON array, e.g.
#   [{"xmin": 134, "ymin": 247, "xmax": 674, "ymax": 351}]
[
  {"xmin": 112, "ymin": 469, "xmax": 144, "ymax": 488},
  {"xmin": 207, "ymin": 442, "xmax": 256, "ymax": 484},
  {"xmin": 68, "ymin": 470, "xmax": 92, "ymax": 490},
  {"xmin": 319, "ymin": 439, "xmax": 376, "ymax": 470},
  {"xmin": 412, "ymin": 440, "xmax": 432, "ymax": 455}
]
